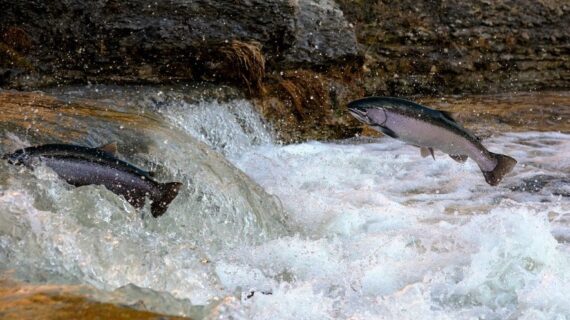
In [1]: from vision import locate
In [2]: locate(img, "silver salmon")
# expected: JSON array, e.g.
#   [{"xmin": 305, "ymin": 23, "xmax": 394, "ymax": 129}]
[
  {"xmin": 3, "ymin": 143, "xmax": 182, "ymax": 217},
  {"xmin": 348, "ymin": 97, "xmax": 517, "ymax": 186}
]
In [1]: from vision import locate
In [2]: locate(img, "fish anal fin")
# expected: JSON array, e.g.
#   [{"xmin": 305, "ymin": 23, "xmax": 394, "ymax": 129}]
[
  {"xmin": 372, "ymin": 125, "xmax": 398, "ymax": 139},
  {"xmin": 98, "ymin": 142, "xmax": 118, "ymax": 155},
  {"xmin": 449, "ymin": 154, "xmax": 468, "ymax": 163},
  {"xmin": 482, "ymin": 153, "xmax": 517, "ymax": 186},
  {"xmin": 420, "ymin": 147, "xmax": 435, "ymax": 160},
  {"xmin": 151, "ymin": 182, "xmax": 183, "ymax": 217}
]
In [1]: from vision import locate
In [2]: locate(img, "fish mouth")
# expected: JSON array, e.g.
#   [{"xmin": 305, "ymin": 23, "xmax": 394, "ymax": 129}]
[
  {"xmin": 347, "ymin": 106, "xmax": 372, "ymax": 125},
  {"xmin": 2, "ymin": 152, "xmax": 24, "ymax": 165},
  {"xmin": 1, "ymin": 153, "xmax": 12, "ymax": 162}
]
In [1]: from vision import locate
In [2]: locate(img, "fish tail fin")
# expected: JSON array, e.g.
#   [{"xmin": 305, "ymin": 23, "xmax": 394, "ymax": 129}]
[
  {"xmin": 482, "ymin": 153, "xmax": 517, "ymax": 186},
  {"xmin": 151, "ymin": 182, "xmax": 183, "ymax": 217}
]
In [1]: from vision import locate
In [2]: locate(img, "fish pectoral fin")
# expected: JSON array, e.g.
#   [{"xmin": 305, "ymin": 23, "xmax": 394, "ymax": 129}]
[
  {"xmin": 420, "ymin": 147, "xmax": 435, "ymax": 160},
  {"xmin": 449, "ymin": 154, "xmax": 468, "ymax": 163},
  {"xmin": 372, "ymin": 125, "xmax": 398, "ymax": 139},
  {"xmin": 97, "ymin": 142, "xmax": 118, "ymax": 155}
]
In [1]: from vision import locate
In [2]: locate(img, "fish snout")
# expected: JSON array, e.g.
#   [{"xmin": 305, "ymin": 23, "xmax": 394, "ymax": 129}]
[
  {"xmin": 2, "ymin": 152, "xmax": 15, "ymax": 163},
  {"xmin": 347, "ymin": 105, "xmax": 373, "ymax": 125},
  {"xmin": 3, "ymin": 151, "xmax": 25, "ymax": 165}
]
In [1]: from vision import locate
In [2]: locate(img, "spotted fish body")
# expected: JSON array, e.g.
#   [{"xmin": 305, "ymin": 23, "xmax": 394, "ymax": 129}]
[
  {"xmin": 348, "ymin": 97, "xmax": 517, "ymax": 186},
  {"xmin": 3, "ymin": 144, "xmax": 182, "ymax": 217}
]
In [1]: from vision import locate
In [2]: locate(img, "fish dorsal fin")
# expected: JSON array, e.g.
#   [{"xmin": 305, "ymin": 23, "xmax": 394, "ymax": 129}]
[
  {"xmin": 420, "ymin": 147, "xmax": 435, "ymax": 160},
  {"xmin": 463, "ymin": 127, "xmax": 481, "ymax": 141},
  {"xmin": 97, "ymin": 142, "xmax": 118, "ymax": 155},
  {"xmin": 449, "ymin": 154, "xmax": 468, "ymax": 163},
  {"xmin": 439, "ymin": 111, "xmax": 457, "ymax": 123},
  {"xmin": 473, "ymin": 133, "xmax": 482, "ymax": 141}
]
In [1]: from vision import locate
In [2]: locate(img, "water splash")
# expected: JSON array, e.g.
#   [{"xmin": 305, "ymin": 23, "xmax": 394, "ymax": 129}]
[
  {"xmin": 228, "ymin": 131, "xmax": 570, "ymax": 319},
  {"xmin": 1, "ymin": 87, "xmax": 570, "ymax": 318},
  {"xmin": 0, "ymin": 86, "xmax": 288, "ymax": 314}
]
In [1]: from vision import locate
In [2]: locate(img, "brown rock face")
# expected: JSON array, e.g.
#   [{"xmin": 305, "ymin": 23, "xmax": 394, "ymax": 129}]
[
  {"xmin": 0, "ymin": 280, "xmax": 190, "ymax": 320},
  {"xmin": 0, "ymin": 0, "xmax": 360, "ymax": 89},
  {"xmin": 281, "ymin": 0, "xmax": 360, "ymax": 68},
  {"xmin": 337, "ymin": 0, "xmax": 570, "ymax": 95},
  {"xmin": 2, "ymin": 1, "xmax": 569, "ymax": 142}
]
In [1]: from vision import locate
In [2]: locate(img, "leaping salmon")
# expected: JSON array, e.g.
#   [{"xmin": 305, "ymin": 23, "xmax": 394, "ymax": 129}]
[
  {"xmin": 2, "ymin": 143, "xmax": 182, "ymax": 217},
  {"xmin": 347, "ymin": 97, "xmax": 517, "ymax": 186}
]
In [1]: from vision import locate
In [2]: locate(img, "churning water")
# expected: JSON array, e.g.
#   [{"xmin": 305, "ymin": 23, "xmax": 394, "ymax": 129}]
[{"xmin": 1, "ymin": 87, "xmax": 569, "ymax": 319}]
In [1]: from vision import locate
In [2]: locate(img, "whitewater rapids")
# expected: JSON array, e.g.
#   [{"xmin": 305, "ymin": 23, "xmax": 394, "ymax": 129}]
[{"xmin": 1, "ymin": 87, "xmax": 569, "ymax": 319}]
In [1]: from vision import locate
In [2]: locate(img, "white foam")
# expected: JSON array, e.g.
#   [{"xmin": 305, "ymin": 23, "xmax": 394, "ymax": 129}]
[
  {"xmin": 161, "ymin": 98, "xmax": 273, "ymax": 159},
  {"xmin": 229, "ymin": 131, "xmax": 570, "ymax": 318},
  {"xmin": 2, "ymin": 89, "xmax": 570, "ymax": 318},
  {"xmin": 243, "ymin": 283, "xmax": 335, "ymax": 320}
]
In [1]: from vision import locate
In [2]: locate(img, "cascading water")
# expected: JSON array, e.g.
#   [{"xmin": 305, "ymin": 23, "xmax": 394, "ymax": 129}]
[
  {"xmin": 1, "ymin": 86, "xmax": 569, "ymax": 319},
  {"xmin": 0, "ymin": 86, "xmax": 288, "ymax": 315}
]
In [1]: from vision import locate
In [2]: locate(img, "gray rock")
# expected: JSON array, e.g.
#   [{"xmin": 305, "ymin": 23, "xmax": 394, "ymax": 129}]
[
  {"xmin": 0, "ymin": 0, "xmax": 360, "ymax": 88},
  {"xmin": 281, "ymin": 0, "xmax": 359, "ymax": 68}
]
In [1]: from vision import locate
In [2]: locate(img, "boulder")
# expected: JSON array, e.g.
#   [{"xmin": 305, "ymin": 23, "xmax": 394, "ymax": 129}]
[
  {"xmin": 0, "ymin": 0, "xmax": 361, "ymax": 88},
  {"xmin": 281, "ymin": 0, "xmax": 359, "ymax": 68}
]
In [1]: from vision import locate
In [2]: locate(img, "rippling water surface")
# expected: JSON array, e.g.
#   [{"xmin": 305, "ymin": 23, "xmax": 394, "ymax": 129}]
[{"xmin": 1, "ymin": 87, "xmax": 569, "ymax": 319}]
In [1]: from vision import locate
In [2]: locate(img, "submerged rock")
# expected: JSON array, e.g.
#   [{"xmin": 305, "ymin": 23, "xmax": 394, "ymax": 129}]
[
  {"xmin": 509, "ymin": 174, "xmax": 570, "ymax": 197},
  {"xmin": 0, "ymin": 280, "xmax": 191, "ymax": 319},
  {"xmin": 0, "ymin": 90, "xmax": 289, "ymax": 304},
  {"xmin": 0, "ymin": 89, "xmax": 289, "ymax": 244}
]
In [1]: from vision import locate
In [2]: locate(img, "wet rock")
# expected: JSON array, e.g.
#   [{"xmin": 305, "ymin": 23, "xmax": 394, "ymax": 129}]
[
  {"xmin": 419, "ymin": 92, "xmax": 570, "ymax": 135},
  {"xmin": 0, "ymin": 0, "xmax": 360, "ymax": 89},
  {"xmin": 256, "ymin": 67, "xmax": 364, "ymax": 142},
  {"xmin": 0, "ymin": 280, "xmax": 190, "ymax": 320},
  {"xmin": 509, "ymin": 174, "xmax": 570, "ymax": 197},
  {"xmin": 280, "ymin": 0, "xmax": 360, "ymax": 68},
  {"xmin": 336, "ymin": 0, "xmax": 570, "ymax": 95},
  {"xmin": 509, "ymin": 175, "xmax": 559, "ymax": 193},
  {"xmin": 0, "ymin": 89, "xmax": 290, "ymax": 250}
]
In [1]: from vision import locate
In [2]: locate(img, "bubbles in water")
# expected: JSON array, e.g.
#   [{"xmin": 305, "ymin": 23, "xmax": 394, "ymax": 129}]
[
  {"xmin": 2, "ymin": 86, "xmax": 570, "ymax": 318},
  {"xmin": 230, "ymin": 131, "xmax": 570, "ymax": 319},
  {"xmin": 160, "ymin": 97, "xmax": 273, "ymax": 159},
  {"xmin": 0, "ymin": 87, "xmax": 288, "ymax": 316}
]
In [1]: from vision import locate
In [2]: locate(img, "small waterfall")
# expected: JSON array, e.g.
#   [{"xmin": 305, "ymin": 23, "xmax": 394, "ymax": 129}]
[
  {"xmin": 0, "ymin": 85, "xmax": 288, "ymax": 312},
  {"xmin": 2, "ymin": 87, "xmax": 570, "ymax": 319}
]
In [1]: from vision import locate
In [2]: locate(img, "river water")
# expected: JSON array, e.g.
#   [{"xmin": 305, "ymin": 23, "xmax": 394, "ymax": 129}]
[{"xmin": 1, "ymin": 86, "xmax": 569, "ymax": 319}]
